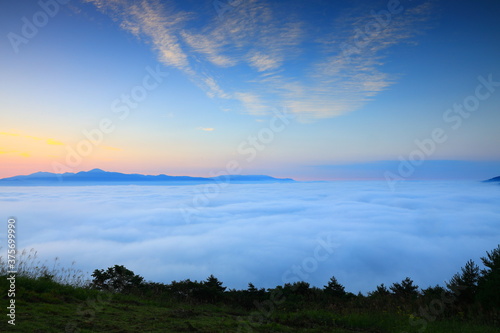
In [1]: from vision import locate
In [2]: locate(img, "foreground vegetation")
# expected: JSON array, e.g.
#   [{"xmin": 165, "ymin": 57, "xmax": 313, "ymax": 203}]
[{"xmin": 0, "ymin": 245, "xmax": 499, "ymax": 332}]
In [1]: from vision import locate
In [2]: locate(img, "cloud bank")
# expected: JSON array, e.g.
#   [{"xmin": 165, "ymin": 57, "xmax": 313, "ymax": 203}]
[
  {"xmin": 2, "ymin": 181, "xmax": 499, "ymax": 293},
  {"xmin": 81, "ymin": 0, "xmax": 433, "ymax": 121}
]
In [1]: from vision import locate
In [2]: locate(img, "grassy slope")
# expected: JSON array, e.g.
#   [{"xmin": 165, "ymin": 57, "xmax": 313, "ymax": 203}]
[
  {"xmin": 1, "ymin": 276, "xmax": 499, "ymax": 333},
  {"xmin": 0, "ymin": 285, "xmax": 350, "ymax": 332}
]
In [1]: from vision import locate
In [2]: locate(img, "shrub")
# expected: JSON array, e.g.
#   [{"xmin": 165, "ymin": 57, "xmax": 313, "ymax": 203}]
[{"xmin": 91, "ymin": 265, "xmax": 144, "ymax": 293}]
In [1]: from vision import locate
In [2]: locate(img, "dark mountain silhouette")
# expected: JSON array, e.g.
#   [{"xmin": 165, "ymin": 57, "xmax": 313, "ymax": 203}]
[
  {"xmin": 0, "ymin": 169, "xmax": 294, "ymax": 186},
  {"xmin": 484, "ymin": 176, "xmax": 500, "ymax": 182}
]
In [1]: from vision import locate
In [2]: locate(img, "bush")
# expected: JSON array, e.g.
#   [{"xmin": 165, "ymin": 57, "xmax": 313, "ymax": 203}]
[{"xmin": 91, "ymin": 265, "xmax": 144, "ymax": 293}]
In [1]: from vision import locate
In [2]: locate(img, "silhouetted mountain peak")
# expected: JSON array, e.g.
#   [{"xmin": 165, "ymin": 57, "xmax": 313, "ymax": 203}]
[
  {"xmin": 0, "ymin": 169, "xmax": 295, "ymax": 186},
  {"xmin": 86, "ymin": 168, "xmax": 106, "ymax": 173}
]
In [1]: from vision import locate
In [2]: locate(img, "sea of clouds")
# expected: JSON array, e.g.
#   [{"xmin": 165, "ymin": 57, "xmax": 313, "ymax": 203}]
[{"xmin": 1, "ymin": 181, "xmax": 499, "ymax": 294}]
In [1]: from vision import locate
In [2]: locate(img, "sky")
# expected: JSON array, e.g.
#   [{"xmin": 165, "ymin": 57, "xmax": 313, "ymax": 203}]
[
  {"xmin": 1, "ymin": 0, "xmax": 500, "ymax": 180},
  {"xmin": 2, "ymin": 181, "xmax": 499, "ymax": 293}
]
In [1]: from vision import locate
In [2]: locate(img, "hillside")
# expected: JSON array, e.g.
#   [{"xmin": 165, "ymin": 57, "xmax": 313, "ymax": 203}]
[
  {"xmin": 1, "ymin": 276, "xmax": 498, "ymax": 333},
  {"xmin": 1, "ymin": 245, "xmax": 499, "ymax": 333}
]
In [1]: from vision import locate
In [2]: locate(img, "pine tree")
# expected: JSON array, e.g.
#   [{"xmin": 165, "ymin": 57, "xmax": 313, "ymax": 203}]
[
  {"xmin": 390, "ymin": 277, "xmax": 419, "ymax": 298},
  {"xmin": 324, "ymin": 276, "xmax": 346, "ymax": 297},
  {"xmin": 205, "ymin": 274, "xmax": 226, "ymax": 293},
  {"xmin": 368, "ymin": 283, "xmax": 390, "ymax": 297},
  {"xmin": 247, "ymin": 283, "xmax": 258, "ymax": 293},
  {"xmin": 477, "ymin": 245, "xmax": 500, "ymax": 309},
  {"xmin": 446, "ymin": 259, "xmax": 480, "ymax": 305}
]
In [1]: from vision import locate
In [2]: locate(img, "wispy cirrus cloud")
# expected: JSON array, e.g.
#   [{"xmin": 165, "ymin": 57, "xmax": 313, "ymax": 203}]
[
  {"xmin": 46, "ymin": 138, "xmax": 65, "ymax": 146},
  {"xmin": 86, "ymin": 0, "xmax": 191, "ymax": 68},
  {"xmin": 0, "ymin": 131, "xmax": 64, "ymax": 146},
  {"xmin": 83, "ymin": 0, "xmax": 433, "ymax": 121},
  {"xmin": 293, "ymin": 1, "xmax": 434, "ymax": 119},
  {"xmin": 181, "ymin": 30, "xmax": 236, "ymax": 68},
  {"xmin": 0, "ymin": 131, "xmax": 121, "ymax": 157},
  {"xmin": 84, "ymin": 0, "xmax": 232, "ymax": 101},
  {"xmin": 247, "ymin": 51, "xmax": 282, "ymax": 72},
  {"xmin": 0, "ymin": 149, "xmax": 30, "ymax": 157}
]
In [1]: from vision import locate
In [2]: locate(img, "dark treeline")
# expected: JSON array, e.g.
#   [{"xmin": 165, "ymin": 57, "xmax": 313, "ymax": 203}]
[{"xmin": 90, "ymin": 245, "xmax": 500, "ymax": 326}]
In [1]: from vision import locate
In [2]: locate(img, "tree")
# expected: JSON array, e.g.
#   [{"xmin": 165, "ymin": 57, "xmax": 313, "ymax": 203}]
[
  {"xmin": 421, "ymin": 285, "xmax": 447, "ymax": 299},
  {"xmin": 368, "ymin": 283, "xmax": 390, "ymax": 297},
  {"xmin": 200, "ymin": 275, "xmax": 226, "ymax": 303},
  {"xmin": 204, "ymin": 274, "xmax": 226, "ymax": 293},
  {"xmin": 167, "ymin": 279, "xmax": 203, "ymax": 301},
  {"xmin": 390, "ymin": 277, "xmax": 419, "ymax": 298},
  {"xmin": 446, "ymin": 259, "xmax": 480, "ymax": 305},
  {"xmin": 481, "ymin": 245, "xmax": 500, "ymax": 272},
  {"xmin": 285, "ymin": 281, "xmax": 311, "ymax": 296},
  {"xmin": 91, "ymin": 265, "xmax": 144, "ymax": 293},
  {"xmin": 247, "ymin": 283, "xmax": 258, "ymax": 293},
  {"xmin": 324, "ymin": 276, "xmax": 346, "ymax": 298},
  {"xmin": 477, "ymin": 245, "xmax": 500, "ymax": 309}
]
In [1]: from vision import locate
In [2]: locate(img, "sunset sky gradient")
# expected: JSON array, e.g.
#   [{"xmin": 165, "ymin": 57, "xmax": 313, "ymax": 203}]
[{"xmin": 1, "ymin": 0, "xmax": 499, "ymax": 180}]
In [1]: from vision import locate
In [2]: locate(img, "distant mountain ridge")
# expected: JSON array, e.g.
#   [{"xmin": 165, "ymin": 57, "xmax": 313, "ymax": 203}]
[
  {"xmin": 0, "ymin": 169, "xmax": 294, "ymax": 186},
  {"xmin": 484, "ymin": 176, "xmax": 500, "ymax": 182}
]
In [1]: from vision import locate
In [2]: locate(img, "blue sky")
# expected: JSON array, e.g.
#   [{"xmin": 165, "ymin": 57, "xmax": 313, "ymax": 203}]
[{"xmin": 1, "ymin": 0, "xmax": 499, "ymax": 180}]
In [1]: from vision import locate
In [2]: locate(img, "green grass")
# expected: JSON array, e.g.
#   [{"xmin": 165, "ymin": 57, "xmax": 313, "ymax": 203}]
[
  {"xmin": 0, "ymin": 284, "xmax": 354, "ymax": 333},
  {"xmin": 1, "ymin": 277, "xmax": 498, "ymax": 333}
]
